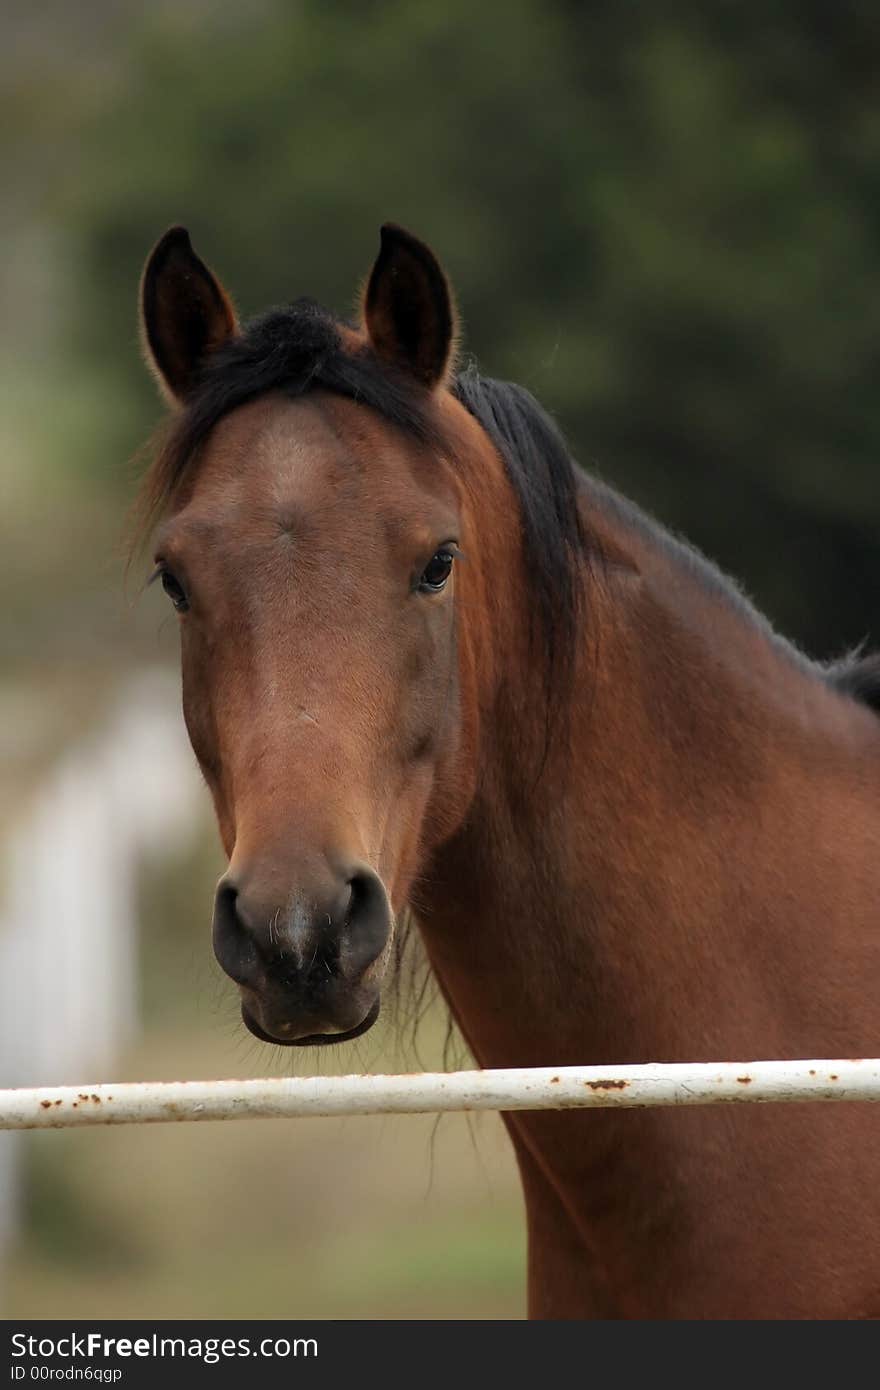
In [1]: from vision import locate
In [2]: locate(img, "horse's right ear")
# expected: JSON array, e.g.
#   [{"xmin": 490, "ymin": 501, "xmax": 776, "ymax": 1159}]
[{"xmin": 139, "ymin": 227, "xmax": 238, "ymax": 405}]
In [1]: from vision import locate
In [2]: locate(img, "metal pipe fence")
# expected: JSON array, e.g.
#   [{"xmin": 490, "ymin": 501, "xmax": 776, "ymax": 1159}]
[{"xmin": 1, "ymin": 1058, "xmax": 878, "ymax": 1130}]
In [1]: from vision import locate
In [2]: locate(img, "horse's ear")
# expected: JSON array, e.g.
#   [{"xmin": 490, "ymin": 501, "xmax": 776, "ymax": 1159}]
[
  {"xmin": 140, "ymin": 226, "xmax": 238, "ymax": 405},
  {"xmin": 363, "ymin": 224, "xmax": 457, "ymax": 390}
]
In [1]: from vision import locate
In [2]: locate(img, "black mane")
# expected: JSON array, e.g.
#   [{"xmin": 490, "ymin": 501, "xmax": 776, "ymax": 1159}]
[
  {"xmin": 826, "ymin": 648, "xmax": 880, "ymax": 713},
  {"xmin": 151, "ymin": 298, "xmax": 440, "ymax": 480},
  {"xmin": 452, "ymin": 364, "xmax": 585, "ymax": 695}
]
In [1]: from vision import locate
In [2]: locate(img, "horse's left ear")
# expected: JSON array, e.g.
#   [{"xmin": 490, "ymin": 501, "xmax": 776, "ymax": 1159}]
[
  {"xmin": 363, "ymin": 224, "xmax": 457, "ymax": 390},
  {"xmin": 140, "ymin": 226, "xmax": 238, "ymax": 405}
]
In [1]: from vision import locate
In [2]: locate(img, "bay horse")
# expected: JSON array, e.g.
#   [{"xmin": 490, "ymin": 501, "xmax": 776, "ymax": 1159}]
[{"xmin": 136, "ymin": 223, "xmax": 880, "ymax": 1318}]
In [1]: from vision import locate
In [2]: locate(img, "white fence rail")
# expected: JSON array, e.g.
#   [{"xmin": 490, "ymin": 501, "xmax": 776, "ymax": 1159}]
[{"xmin": 2, "ymin": 1059, "xmax": 880, "ymax": 1130}]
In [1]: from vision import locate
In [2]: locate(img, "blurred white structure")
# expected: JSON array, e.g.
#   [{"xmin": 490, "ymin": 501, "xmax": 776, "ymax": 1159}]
[{"xmin": 0, "ymin": 669, "xmax": 203, "ymax": 1250}]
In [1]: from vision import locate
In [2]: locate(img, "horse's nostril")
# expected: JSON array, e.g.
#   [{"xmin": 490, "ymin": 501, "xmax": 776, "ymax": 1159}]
[
  {"xmin": 215, "ymin": 881, "xmax": 237, "ymax": 916},
  {"xmin": 340, "ymin": 867, "xmax": 392, "ymax": 974},
  {"xmin": 332, "ymin": 880, "xmax": 355, "ymax": 933},
  {"xmin": 346, "ymin": 871, "xmax": 373, "ymax": 925},
  {"xmin": 212, "ymin": 880, "xmax": 260, "ymax": 986}
]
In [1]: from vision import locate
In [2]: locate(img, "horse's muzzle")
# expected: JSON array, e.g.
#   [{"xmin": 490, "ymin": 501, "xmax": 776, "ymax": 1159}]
[
  {"xmin": 212, "ymin": 863, "xmax": 392, "ymax": 1045},
  {"xmin": 240, "ymin": 996, "xmax": 382, "ymax": 1048}
]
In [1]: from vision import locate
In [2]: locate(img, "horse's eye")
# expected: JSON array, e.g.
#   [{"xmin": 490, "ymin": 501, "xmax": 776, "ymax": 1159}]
[
  {"xmin": 160, "ymin": 569, "xmax": 189, "ymax": 612},
  {"xmin": 419, "ymin": 549, "xmax": 455, "ymax": 593}
]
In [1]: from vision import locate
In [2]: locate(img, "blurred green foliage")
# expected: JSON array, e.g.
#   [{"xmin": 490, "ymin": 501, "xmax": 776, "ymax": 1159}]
[
  {"xmin": 3, "ymin": 1, "xmax": 880, "ymax": 658},
  {"xmin": 39, "ymin": 0, "xmax": 880, "ymax": 657}
]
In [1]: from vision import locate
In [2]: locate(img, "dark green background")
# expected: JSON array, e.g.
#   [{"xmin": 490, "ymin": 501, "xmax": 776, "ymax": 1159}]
[{"xmin": 33, "ymin": 0, "xmax": 880, "ymax": 659}]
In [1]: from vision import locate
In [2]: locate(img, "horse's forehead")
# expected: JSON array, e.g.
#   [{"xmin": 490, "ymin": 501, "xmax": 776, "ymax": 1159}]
[
  {"xmin": 194, "ymin": 391, "xmax": 429, "ymax": 506},
  {"xmin": 171, "ymin": 393, "xmax": 459, "ymax": 558}
]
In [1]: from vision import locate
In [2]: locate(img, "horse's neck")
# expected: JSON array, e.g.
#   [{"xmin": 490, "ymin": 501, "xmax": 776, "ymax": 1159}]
[
  {"xmin": 418, "ymin": 481, "xmax": 880, "ymax": 1072},
  {"xmin": 416, "ymin": 476, "xmax": 880, "ymax": 1310}
]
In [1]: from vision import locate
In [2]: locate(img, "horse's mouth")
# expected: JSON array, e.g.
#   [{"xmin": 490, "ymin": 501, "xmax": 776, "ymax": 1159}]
[{"xmin": 240, "ymin": 996, "xmax": 381, "ymax": 1047}]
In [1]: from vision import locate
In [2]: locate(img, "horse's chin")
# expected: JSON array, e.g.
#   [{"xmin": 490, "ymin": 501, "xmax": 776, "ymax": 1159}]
[{"xmin": 240, "ymin": 996, "xmax": 381, "ymax": 1047}]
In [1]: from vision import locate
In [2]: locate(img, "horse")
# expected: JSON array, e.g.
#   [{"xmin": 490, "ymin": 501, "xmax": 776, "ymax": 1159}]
[{"xmin": 135, "ymin": 222, "xmax": 880, "ymax": 1319}]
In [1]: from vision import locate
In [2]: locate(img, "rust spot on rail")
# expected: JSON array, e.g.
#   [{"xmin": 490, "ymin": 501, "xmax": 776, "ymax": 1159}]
[
  {"xmin": 40, "ymin": 1101, "xmax": 51, "ymax": 1109},
  {"xmin": 737, "ymin": 1076, "xmax": 752, "ymax": 1084},
  {"xmin": 586, "ymin": 1079, "xmax": 628, "ymax": 1091}
]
